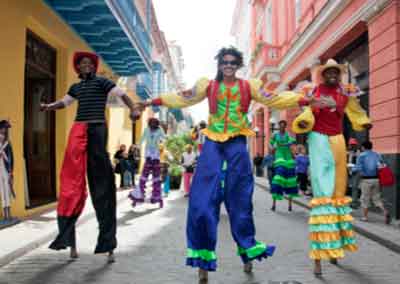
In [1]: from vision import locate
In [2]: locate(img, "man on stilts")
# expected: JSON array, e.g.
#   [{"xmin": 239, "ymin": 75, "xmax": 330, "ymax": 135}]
[
  {"xmin": 41, "ymin": 51, "xmax": 139, "ymax": 262},
  {"xmin": 136, "ymin": 47, "xmax": 313, "ymax": 282}
]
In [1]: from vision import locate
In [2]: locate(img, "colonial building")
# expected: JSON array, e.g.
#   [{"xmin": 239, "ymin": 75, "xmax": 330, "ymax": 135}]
[
  {"xmin": 0, "ymin": 0, "xmax": 152, "ymax": 218},
  {"xmin": 233, "ymin": 0, "xmax": 400, "ymax": 219}
]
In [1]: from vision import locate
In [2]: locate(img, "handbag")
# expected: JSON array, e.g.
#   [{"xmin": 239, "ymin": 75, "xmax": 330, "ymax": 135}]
[{"xmin": 378, "ymin": 165, "xmax": 395, "ymax": 187}]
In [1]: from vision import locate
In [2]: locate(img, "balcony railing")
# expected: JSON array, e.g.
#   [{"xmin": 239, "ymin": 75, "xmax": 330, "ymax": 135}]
[{"xmin": 252, "ymin": 42, "xmax": 281, "ymax": 75}]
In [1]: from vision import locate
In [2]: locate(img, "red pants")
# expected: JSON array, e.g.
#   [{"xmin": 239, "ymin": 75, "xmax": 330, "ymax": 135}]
[{"xmin": 49, "ymin": 123, "xmax": 117, "ymax": 253}]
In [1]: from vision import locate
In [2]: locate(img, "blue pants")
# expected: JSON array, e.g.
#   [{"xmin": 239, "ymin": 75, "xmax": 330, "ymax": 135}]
[{"xmin": 186, "ymin": 137, "xmax": 275, "ymax": 271}]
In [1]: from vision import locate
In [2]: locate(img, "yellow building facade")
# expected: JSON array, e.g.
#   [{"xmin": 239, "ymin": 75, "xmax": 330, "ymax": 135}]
[{"xmin": 0, "ymin": 0, "xmax": 143, "ymax": 218}]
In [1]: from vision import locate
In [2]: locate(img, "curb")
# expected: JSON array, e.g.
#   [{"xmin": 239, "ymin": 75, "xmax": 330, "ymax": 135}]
[
  {"xmin": 255, "ymin": 181, "xmax": 400, "ymax": 255},
  {"xmin": 0, "ymin": 194, "xmax": 128, "ymax": 268}
]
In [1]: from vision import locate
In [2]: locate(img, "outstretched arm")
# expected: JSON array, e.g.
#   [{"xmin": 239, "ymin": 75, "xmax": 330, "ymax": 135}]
[
  {"xmin": 108, "ymin": 86, "xmax": 141, "ymax": 121},
  {"xmin": 249, "ymin": 79, "xmax": 308, "ymax": 110},
  {"xmin": 40, "ymin": 95, "xmax": 75, "ymax": 111},
  {"xmin": 145, "ymin": 77, "xmax": 209, "ymax": 109}
]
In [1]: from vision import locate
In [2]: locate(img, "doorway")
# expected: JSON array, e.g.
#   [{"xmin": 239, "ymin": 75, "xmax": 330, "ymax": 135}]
[{"xmin": 24, "ymin": 30, "xmax": 56, "ymax": 208}]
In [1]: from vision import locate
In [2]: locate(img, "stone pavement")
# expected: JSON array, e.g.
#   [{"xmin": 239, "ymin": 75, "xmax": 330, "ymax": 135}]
[
  {"xmin": 0, "ymin": 190, "xmax": 128, "ymax": 267},
  {"xmin": 0, "ymin": 185, "xmax": 400, "ymax": 284}
]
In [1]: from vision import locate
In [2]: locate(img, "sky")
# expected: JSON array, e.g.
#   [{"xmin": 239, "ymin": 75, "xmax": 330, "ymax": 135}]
[{"xmin": 153, "ymin": 0, "xmax": 237, "ymax": 123}]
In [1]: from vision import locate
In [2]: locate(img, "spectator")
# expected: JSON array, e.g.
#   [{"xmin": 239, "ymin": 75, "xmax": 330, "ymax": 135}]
[
  {"xmin": 114, "ymin": 144, "xmax": 127, "ymax": 188},
  {"xmin": 353, "ymin": 141, "xmax": 391, "ymax": 224},
  {"xmin": 253, "ymin": 153, "xmax": 264, "ymax": 177},
  {"xmin": 262, "ymin": 152, "xmax": 274, "ymax": 189},
  {"xmin": 347, "ymin": 138, "xmax": 361, "ymax": 208},
  {"xmin": 295, "ymin": 144, "xmax": 310, "ymax": 196},
  {"xmin": 182, "ymin": 145, "xmax": 196, "ymax": 197},
  {"xmin": 128, "ymin": 144, "xmax": 140, "ymax": 187}
]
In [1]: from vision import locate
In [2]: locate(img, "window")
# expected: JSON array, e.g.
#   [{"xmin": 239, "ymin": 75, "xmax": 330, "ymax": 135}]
[
  {"xmin": 265, "ymin": 3, "xmax": 273, "ymax": 44},
  {"xmin": 295, "ymin": 0, "xmax": 302, "ymax": 28}
]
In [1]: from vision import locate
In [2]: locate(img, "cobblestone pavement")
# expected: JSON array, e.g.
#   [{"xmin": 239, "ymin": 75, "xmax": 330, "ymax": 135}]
[{"xmin": 1, "ymin": 186, "xmax": 400, "ymax": 284}]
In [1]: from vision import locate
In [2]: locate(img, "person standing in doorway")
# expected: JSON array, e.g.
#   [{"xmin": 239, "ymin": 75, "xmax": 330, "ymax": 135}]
[
  {"xmin": 40, "ymin": 51, "xmax": 140, "ymax": 262},
  {"xmin": 0, "ymin": 120, "xmax": 15, "ymax": 222}
]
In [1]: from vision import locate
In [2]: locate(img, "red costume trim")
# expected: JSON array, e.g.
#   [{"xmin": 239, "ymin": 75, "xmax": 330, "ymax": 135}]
[
  {"xmin": 207, "ymin": 79, "xmax": 251, "ymax": 114},
  {"xmin": 58, "ymin": 123, "xmax": 88, "ymax": 216}
]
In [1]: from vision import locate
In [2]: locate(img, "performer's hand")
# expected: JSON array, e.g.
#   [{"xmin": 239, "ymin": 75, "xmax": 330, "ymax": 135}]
[
  {"xmin": 298, "ymin": 121, "xmax": 309, "ymax": 129},
  {"xmin": 129, "ymin": 110, "xmax": 141, "ymax": 121},
  {"xmin": 309, "ymin": 97, "xmax": 332, "ymax": 108},
  {"xmin": 40, "ymin": 103, "xmax": 49, "ymax": 112},
  {"xmin": 363, "ymin": 123, "xmax": 373, "ymax": 130}
]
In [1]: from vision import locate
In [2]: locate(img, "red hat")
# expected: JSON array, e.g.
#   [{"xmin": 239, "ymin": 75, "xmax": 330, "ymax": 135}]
[
  {"xmin": 348, "ymin": 138, "xmax": 358, "ymax": 145},
  {"xmin": 73, "ymin": 51, "xmax": 99, "ymax": 74}
]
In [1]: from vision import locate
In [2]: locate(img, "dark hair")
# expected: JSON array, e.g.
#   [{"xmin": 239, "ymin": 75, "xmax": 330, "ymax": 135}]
[
  {"xmin": 362, "ymin": 141, "xmax": 373, "ymax": 150},
  {"xmin": 0, "ymin": 120, "xmax": 11, "ymax": 141},
  {"xmin": 214, "ymin": 46, "xmax": 244, "ymax": 82},
  {"xmin": 278, "ymin": 120, "xmax": 287, "ymax": 126}
]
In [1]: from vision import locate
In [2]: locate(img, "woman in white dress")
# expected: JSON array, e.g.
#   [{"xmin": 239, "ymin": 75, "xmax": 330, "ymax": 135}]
[{"xmin": 0, "ymin": 120, "xmax": 15, "ymax": 221}]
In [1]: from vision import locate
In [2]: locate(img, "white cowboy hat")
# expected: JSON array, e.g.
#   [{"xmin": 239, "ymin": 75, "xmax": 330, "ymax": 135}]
[{"xmin": 316, "ymin": 59, "xmax": 347, "ymax": 78}]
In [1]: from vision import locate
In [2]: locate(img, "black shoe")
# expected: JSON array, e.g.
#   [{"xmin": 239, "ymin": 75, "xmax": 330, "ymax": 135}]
[
  {"xmin": 385, "ymin": 213, "xmax": 392, "ymax": 225},
  {"xmin": 271, "ymin": 205, "xmax": 276, "ymax": 212}
]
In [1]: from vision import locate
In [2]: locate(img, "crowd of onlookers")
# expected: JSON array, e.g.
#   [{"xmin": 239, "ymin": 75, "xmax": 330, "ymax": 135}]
[{"xmin": 113, "ymin": 144, "xmax": 141, "ymax": 189}]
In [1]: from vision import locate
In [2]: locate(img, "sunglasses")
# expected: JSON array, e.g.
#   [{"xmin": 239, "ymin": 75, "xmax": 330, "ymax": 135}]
[{"xmin": 221, "ymin": 60, "xmax": 240, "ymax": 66}]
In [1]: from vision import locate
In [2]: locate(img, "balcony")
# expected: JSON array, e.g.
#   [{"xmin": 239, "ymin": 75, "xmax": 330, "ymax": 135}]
[
  {"xmin": 251, "ymin": 42, "xmax": 281, "ymax": 76},
  {"xmin": 45, "ymin": 0, "xmax": 152, "ymax": 75},
  {"xmin": 136, "ymin": 72, "xmax": 153, "ymax": 100}
]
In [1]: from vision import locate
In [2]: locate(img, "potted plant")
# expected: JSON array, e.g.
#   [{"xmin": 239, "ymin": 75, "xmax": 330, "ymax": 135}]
[{"xmin": 165, "ymin": 132, "xmax": 197, "ymax": 190}]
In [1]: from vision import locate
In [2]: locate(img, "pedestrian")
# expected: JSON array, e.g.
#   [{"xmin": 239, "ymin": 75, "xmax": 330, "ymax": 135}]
[
  {"xmin": 262, "ymin": 152, "xmax": 274, "ymax": 189},
  {"xmin": 0, "ymin": 120, "xmax": 15, "ymax": 222},
  {"xmin": 182, "ymin": 144, "xmax": 196, "ymax": 197},
  {"xmin": 128, "ymin": 144, "xmax": 140, "ymax": 187},
  {"xmin": 269, "ymin": 120, "xmax": 298, "ymax": 212},
  {"xmin": 114, "ymin": 144, "xmax": 127, "ymax": 188},
  {"xmin": 120, "ymin": 152, "xmax": 133, "ymax": 189},
  {"xmin": 129, "ymin": 118, "xmax": 165, "ymax": 208},
  {"xmin": 295, "ymin": 144, "xmax": 310, "ymax": 196},
  {"xmin": 347, "ymin": 138, "xmax": 361, "ymax": 208},
  {"xmin": 159, "ymin": 143, "xmax": 171, "ymax": 197},
  {"xmin": 292, "ymin": 59, "xmax": 372, "ymax": 276},
  {"xmin": 137, "ymin": 46, "xmax": 310, "ymax": 282},
  {"xmin": 40, "ymin": 51, "xmax": 140, "ymax": 262},
  {"xmin": 197, "ymin": 121, "xmax": 207, "ymax": 153},
  {"xmin": 253, "ymin": 153, "xmax": 264, "ymax": 177},
  {"xmin": 353, "ymin": 141, "xmax": 391, "ymax": 224}
]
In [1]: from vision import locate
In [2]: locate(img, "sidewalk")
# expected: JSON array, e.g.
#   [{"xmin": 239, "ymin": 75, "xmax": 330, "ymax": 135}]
[
  {"xmin": 0, "ymin": 190, "xmax": 129, "ymax": 268},
  {"xmin": 255, "ymin": 176, "xmax": 400, "ymax": 254}
]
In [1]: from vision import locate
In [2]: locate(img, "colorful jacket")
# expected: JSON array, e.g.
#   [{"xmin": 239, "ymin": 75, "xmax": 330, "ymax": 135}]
[{"xmin": 152, "ymin": 78, "xmax": 305, "ymax": 142}]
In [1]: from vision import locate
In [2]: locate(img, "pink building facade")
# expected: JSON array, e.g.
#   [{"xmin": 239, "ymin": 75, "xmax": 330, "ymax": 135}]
[{"xmin": 245, "ymin": 0, "xmax": 400, "ymax": 218}]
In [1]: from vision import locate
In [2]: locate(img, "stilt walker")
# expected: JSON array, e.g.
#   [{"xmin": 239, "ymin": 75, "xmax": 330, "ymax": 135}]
[
  {"xmin": 137, "ymin": 47, "xmax": 311, "ymax": 282},
  {"xmin": 41, "ymin": 51, "xmax": 140, "ymax": 262},
  {"xmin": 292, "ymin": 59, "xmax": 372, "ymax": 276},
  {"xmin": 129, "ymin": 118, "xmax": 165, "ymax": 208},
  {"xmin": 269, "ymin": 120, "xmax": 298, "ymax": 212}
]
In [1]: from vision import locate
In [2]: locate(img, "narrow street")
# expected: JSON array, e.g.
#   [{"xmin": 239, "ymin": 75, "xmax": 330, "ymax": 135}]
[{"xmin": 0, "ymin": 186, "xmax": 399, "ymax": 284}]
